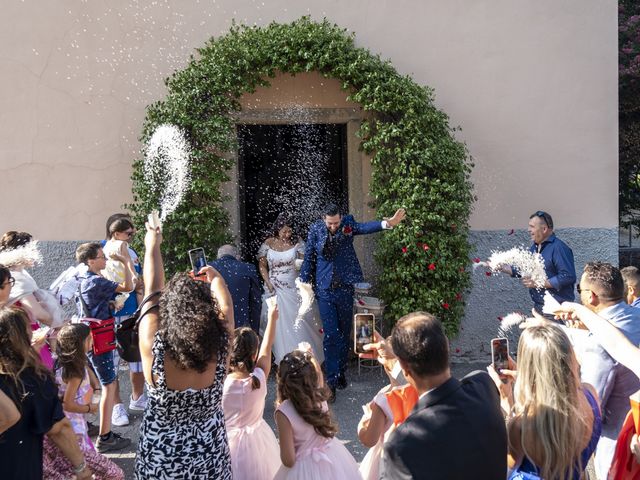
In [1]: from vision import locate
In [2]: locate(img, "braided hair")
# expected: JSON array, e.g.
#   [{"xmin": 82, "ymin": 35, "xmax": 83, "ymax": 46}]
[{"xmin": 229, "ymin": 327, "xmax": 261, "ymax": 390}]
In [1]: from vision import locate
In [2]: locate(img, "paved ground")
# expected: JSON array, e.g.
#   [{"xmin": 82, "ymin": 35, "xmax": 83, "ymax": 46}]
[{"xmin": 97, "ymin": 360, "xmax": 488, "ymax": 478}]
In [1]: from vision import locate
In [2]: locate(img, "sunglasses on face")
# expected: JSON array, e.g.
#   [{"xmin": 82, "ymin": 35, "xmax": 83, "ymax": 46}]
[{"xmin": 1, "ymin": 277, "xmax": 15, "ymax": 289}]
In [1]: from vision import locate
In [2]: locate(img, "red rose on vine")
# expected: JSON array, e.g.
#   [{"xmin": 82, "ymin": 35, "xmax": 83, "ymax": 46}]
[
  {"xmin": 422, "ymin": 244, "xmax": 429, "ymax": 251},
  {"xmin": 428, "ymin": 263, "xmax": 436, "ymax": 271},
  {"xmin": 402, "ymin": 246, "xmax": 408, "ymax": 254},
  {"xmin": 442, "ymin": 302, "xmax": 450, "ymax": 309}
]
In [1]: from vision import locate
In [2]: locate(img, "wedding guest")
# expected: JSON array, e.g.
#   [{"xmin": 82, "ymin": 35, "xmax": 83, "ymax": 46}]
[
  {"xmin": 210, "ymin": 244, "xmax": 261, "ymax": 333},
  {"xmin": 222, "ymin": 299, "xmax": 280, "ymax": 480},
  {"xmin": 487, "ymin": 324, "xmax": 601, "ymax": 479},
  {"xmin": 575, "ymin": 262, "xmax": 640, "ymax": 478},
  {"xmin": 621, "ymin": 266, "xmax": 640, "ymax": 308},
  {"xmin": 102, "ymin": 214, "xmax": 146, "ymax": 428},
  {"xmin": 0, "ymin": 231, "xmax": 54, "ymax": 368},
  {"xmin": 357, "ymin": 372, "xmax": 418, "ymax": 480},
  {"xmin": 75, "ymin": 242, "xmax": 133, "ymax": 453},
  {"xmin": 0, "ymin": 307, "xmax": 92, "ymax": 480},
  {"xmin": 273, "ymin": 347, "xmax": 361, "ymax": 479},
  {"xmin": 258, "ymin": 213, "xmax": 323, "ymax": 363},
  {"xmin": 136, "ymin": 223, "xmax": 233, "ymax": 479},
  {"xmin": 380, "ymin": 312, "xmax": 507, "ymax": 479},
  {"xmin": 497, "ymin": 211, "xmax": 576, "ymax": 313},
  {"xmin": 556, "ymin": 302, "xmax": 640, "ymax": 478},
  {"xmin": 44, "ymin": 323, "xmax": 124, "ymax": 479}
]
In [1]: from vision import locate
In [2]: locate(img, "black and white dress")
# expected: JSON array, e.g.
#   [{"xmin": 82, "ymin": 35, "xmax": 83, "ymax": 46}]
[{"xmin": 135, "ymin": 334, "xmax": 232, "ymax": 479}]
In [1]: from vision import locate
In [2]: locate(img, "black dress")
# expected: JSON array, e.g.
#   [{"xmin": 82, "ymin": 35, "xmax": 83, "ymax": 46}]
[{"xmin": 0, "ymin": 369, "xmax": 65, "ymax": 480}]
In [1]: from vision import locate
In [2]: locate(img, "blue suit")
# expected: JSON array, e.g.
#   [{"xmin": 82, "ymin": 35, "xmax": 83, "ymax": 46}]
[
  {"xmin": 299, "ymin": 215, "xmax": 384, "ymax": 387},
  {"xmin": 209, "ymin": 255, "xmax": 261, "ymax": 333}
]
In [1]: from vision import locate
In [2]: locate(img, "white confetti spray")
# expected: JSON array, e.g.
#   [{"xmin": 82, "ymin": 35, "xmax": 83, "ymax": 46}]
[
  {"xmin": 487, "ymin": 247, "xmax": 547, "ymax": 289},
  {"xmin": 0, "ymin": 241, "xmax": 43, "ymax": 268},
  {"xmin": 144, "ymin": 124, "xmax": 192, "ymax": 221}
]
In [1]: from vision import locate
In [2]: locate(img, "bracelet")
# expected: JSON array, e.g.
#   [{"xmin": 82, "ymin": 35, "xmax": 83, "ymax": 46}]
[{"xmin": 73, "ymin": 460, "xmax": 86, "ymax": 474}]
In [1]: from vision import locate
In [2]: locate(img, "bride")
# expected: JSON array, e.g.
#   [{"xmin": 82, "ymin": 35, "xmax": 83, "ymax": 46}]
[{"xmin": 258, "ymin": 214, "xmax": 324, "ymax": 363}]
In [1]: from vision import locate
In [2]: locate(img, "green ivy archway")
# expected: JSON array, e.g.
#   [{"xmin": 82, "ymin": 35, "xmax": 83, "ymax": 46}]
[{"xmin": 128, "ymin": 17, "xmax": 474, "ymax": 333}]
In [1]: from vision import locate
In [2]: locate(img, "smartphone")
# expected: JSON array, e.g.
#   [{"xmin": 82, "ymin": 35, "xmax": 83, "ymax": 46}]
[
  {"xmin": 354, "ymin": 313, "xmax": 375, "ymax": 354},
  {"xmin": 188, "ymin": 248, "xmax": 207, "ymax": 273},
  {"xmin": 491, "ymin": 337, "xmax": 509, "ymax": 371}
]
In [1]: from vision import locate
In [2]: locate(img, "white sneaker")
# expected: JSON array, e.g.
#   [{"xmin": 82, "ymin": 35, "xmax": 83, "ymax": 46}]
[
  {"xmin": 111, "ymin": 403, "xmax": 130, "ymax": 427},
  {"xmin": 129, "ymin": 393, "xmax": 148, "ymax": 411}
]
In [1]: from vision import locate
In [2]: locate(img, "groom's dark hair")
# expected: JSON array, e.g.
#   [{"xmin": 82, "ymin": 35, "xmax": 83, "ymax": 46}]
[{"xmin": 322, "ymin": 203, "xmax": 341, "ymax": 217}]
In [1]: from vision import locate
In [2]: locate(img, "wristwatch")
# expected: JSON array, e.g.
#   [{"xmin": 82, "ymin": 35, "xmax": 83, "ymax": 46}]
[{"xmin": 73, "ymin": 460, "xmax": 86, "ymax": 474}]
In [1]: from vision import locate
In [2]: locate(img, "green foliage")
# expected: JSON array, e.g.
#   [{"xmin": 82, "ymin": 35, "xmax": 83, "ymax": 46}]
[
  {"xmin": 619, "ymin": 1, "xmax": 640, "ymax": 231},
  {"xmin": 127, "ymin": 17, "xmax": 474, "ymax": 334}
]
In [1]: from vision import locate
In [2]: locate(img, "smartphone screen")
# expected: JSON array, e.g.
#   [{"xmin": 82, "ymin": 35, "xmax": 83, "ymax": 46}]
[
  {"xmin": 354, "ymin": 313, "xmax": 375, "ymax": 354},
  {"xmin": 188, "ymin": 248, "xmax": 207, "ymax": 273},
  {"xmin": 491, "ymin": 337, "xmax": 509, "ymax": 371}
]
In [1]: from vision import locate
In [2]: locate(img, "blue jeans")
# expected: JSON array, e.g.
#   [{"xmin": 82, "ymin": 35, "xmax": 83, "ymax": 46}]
[
  {"xmin": 316, "ymin": 287, "xmax": 353, "ymax": 387},
  {"xmin": 88, "ymin": 350, "xmax": 117, "ymax": 386}
]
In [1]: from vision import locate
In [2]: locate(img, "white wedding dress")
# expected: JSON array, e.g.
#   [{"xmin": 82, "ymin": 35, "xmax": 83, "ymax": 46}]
[{"xmin": 258, "ymin": 242, "xmax": 324, "ymax": 364}]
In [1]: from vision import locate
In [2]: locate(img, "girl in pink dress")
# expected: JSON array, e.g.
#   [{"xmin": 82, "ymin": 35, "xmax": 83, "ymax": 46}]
[
  {"xmin": 222, "ymin": 300, "xmax": 281, "ymax": 479},
  {"xmin": 43, "ymin": 323, "xmax": 124, "ymax": 479},
  {"xmin": 274, "ymin": 348, "xmax": 361, "ymax": 480}
]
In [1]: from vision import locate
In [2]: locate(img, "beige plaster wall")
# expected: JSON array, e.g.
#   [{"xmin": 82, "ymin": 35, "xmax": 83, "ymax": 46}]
[{"xmin": 0, "ymin": 0, "xmax": 617, "ymax": 240}]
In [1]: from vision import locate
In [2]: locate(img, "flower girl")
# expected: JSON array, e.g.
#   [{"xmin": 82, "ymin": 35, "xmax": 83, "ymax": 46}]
[
  {"xmin": 222, "ymin": 299, "xmax": 281, "ymax": 479},
  {"xmin": 273, "ymin": 345, "xmax": 361, "ymax": 480}
]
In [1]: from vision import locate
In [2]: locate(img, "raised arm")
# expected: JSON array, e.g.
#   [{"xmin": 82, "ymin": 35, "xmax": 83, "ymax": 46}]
[
  {"xmin": 256, "ymin": 302, "xmax": 278, "ymax": 377},
  {"xmin": 110, "ymin": 250, "xmax": 134, "ymax": 293},
  {"xmin": 559, "ymin": 302, "xmax": 640, "ymax": 379},
  {"xmin": 199, "ymin": 265, "xmax": 234, "ymax": 369},
  {"xmin": 139, "ymin": 222, "xmax": 164, "ymax": 385}
]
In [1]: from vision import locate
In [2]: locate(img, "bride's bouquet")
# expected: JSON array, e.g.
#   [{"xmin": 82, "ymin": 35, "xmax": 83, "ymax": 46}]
[{"xmin": 294, "ymin": 278, "xmax": 314, "ymax": 329}]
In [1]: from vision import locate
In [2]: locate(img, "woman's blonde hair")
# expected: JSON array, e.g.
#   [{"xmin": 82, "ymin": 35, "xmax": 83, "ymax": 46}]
[{"xmin": 512, "ymin": 324, "xmax": 589, "ymax": 480}]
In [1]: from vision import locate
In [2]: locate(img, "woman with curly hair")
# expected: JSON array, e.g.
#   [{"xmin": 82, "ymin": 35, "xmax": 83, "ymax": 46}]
[
  {"xmin": 135, "ymin": 222, "xmax": 234, "ymax": 479},
  {"xmin": 487, "ymin": 324, "xmax": 602, "ymax": 480},
  {"xmin": 273, "ymin": 345, "xmax": 360, "ymax": 479}
]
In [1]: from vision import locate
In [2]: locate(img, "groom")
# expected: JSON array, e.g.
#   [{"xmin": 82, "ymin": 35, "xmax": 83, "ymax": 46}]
[{"xmin": 299, "ymin": 203, "xmax": 406, "ymax": 400}]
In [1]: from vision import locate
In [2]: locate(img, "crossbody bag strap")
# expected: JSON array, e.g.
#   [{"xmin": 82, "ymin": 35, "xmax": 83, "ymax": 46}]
[{"xmin": 134, "ymin": 291, "xmax": 162, "ymax": 328}]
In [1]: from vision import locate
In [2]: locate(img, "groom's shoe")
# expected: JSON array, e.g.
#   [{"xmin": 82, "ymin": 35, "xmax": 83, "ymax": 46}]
[{"xmin": 337, "ymin": 373, "xmax": 348, "ymax": 390}]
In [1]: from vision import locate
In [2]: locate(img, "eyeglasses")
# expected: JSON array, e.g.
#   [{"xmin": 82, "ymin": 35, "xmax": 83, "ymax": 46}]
[{"xmin": 1, "ymin": 277, "xmax": 15, "ymax": 288}]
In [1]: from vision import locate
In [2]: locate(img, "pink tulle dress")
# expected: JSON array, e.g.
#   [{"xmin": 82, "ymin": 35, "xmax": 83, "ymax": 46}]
[
  {"xmin": 273, "ymin": 399, "xmax": 361, "ymax": 480},
  {"xmin": 222, "ymin": 367, "xmax": 281, "ymax": 480}
]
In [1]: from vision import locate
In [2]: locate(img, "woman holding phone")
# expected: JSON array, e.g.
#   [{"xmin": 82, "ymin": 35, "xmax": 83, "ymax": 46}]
[
  {"xmin": 135, "ymin": 221, "xmax": 234, "ymax": 479},
  {"xmin": 487, "ymin": 324, "xmax": 602, "ymax": 480}
]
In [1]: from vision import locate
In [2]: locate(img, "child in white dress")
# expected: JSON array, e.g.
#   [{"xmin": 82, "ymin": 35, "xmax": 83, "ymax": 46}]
[
  {"xmin": 274, "ymin": 346, "xmax": 361, "ymax": 480},
  {"xmin": 222, "ymin": 299, "xmax": 281, "ymax": 480}
]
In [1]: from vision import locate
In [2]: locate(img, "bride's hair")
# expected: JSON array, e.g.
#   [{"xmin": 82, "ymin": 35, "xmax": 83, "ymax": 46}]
[
  {"xmin": 269, "ymin": 213, "xmax": 295, "ymax": 239},
  {"xmin": 229, "ymin": 327, "xmax": 261, "ymax": 390}
]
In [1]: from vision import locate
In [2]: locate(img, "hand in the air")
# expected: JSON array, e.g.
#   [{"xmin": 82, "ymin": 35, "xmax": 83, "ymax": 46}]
[{"xmin": 386, "ymin": 208, "xmax": 407, "ymax": 228}]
